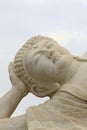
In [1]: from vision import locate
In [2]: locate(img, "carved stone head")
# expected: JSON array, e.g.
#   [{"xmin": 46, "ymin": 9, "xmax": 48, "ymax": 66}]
[{"xmin": 13, "ymin": 36, "xmax": 73, "ymax": 97}]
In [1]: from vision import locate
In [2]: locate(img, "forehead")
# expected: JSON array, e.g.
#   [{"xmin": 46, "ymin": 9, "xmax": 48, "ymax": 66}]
[{"xmin": 29, "ymin": 38, "xmax": 60, "ymax": 49}]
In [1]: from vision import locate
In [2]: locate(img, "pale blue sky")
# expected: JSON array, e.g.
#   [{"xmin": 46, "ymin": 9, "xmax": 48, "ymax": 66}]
[{"xmin": 0, "ymin": 0, "xmax": 87, "ymax": 116}]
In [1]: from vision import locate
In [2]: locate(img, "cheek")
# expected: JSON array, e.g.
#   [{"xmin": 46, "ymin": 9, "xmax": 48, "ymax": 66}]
[
  {"xmin": 33, "ymin": 56, "xmax": 52, "ymax": 73},
  {"xmin": 56, "ymin": 55, "xmax": 73, "ymax": 69},
  {"xmin": 35, "ymin": 62, "xmax": 52, "ymax": 75},
  {"xmin": 32, "ymin": 60, "xmax": 55, "ymax": 82}
]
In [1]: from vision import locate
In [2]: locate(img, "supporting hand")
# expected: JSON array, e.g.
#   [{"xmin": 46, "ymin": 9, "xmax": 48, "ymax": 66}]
[{"xmin": 8, "ymin": 62, "xmax": 28, "ymax": 97}]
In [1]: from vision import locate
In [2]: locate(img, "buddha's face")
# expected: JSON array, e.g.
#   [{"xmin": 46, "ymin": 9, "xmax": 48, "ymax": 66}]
[{"xmin": 24, "ymin": 39, "xmax": 73, "ymax": 84}]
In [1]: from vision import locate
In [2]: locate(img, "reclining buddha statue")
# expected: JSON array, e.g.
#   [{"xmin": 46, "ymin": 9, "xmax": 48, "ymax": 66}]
[{"xmin": 0, "ymin": 35, "xmax": 87, "ymax": 130}]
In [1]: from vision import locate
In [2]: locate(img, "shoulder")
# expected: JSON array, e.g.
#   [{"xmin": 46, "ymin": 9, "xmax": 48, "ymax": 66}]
[
  {"xmin": 75, "ymin": 52, "xmax": 87, "ymax": 62},
  {"xmin": 81, "ymin": 51, "xmax": 87, "ymax": 58}
]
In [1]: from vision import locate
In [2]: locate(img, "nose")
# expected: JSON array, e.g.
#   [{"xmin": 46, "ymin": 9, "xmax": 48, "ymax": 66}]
[
  {"xmin": 35, "ymin": 49, "xmax": 54, "ymax": 57},
  {"xmin": 47, "ymin": 50, "xmax": 54, "ymax": 58}
]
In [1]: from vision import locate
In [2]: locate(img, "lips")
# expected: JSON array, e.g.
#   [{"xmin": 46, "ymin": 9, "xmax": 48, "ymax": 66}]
[{"xmin": 52, "ymin": 55, "xmax": 60, "ymax": 63}]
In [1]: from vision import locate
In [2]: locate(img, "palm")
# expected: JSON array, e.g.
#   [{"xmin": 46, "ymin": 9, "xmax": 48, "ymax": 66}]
[{"xmin": 8, "ymin": 62, "xmax": 28, "ymax": 96}]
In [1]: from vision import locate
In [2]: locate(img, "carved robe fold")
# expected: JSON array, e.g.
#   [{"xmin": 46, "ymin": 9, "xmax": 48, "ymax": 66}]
[{"xmin": 26, "ymin": 91, "xmax": 87, "ymax": 130}]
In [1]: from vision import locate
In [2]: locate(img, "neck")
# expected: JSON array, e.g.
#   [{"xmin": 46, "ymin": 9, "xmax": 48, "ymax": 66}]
[{"xmin": 58, "ymin": 59, "xmax": 80, "ymax": 85}]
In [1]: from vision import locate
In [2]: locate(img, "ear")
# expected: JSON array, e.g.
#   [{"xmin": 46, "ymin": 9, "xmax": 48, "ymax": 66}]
[{"xmin": 30, "ymin": 82, "xmax": 60, "ymax": 97}]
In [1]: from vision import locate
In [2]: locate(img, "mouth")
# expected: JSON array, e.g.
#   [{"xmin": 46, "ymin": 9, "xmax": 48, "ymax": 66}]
[{"xmin": 52, "ymin": 55, "xmax": 60, "ymax": 63}]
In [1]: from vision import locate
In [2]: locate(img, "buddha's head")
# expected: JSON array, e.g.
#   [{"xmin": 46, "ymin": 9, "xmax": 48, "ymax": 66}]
[{"xmin": 13, "ymin": 35, "xmax": 73, "ymax": 97}]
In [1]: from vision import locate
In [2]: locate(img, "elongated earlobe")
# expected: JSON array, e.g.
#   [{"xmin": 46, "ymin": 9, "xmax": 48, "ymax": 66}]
[{"xmin": 30, "ymin": 83, "xmax": 60, "ymax": 97}]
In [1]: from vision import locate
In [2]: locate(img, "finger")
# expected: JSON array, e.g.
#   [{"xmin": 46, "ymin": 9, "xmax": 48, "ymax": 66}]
[{"xmin": 8, "ymin": 62, "xmax": 14, "ymax": 72}]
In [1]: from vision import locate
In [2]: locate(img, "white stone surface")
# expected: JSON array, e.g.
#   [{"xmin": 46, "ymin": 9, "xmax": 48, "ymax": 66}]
[{"xmin": 0, "ymin": 35, "xmax": 87, "ymax": 130}]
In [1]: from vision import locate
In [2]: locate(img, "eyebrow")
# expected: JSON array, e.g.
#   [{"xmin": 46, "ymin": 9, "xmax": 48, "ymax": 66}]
[{"xmin": 46, "ymin": 43, "xmax": 53, "ymax": 48}]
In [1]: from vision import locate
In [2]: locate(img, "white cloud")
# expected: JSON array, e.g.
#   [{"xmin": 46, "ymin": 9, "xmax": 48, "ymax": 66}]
[
  {"xmin": 15, "ymin": 0, "xmax": 47, "ymax": 6},
  {"xmin": 76, "ymin": 0, "xmax": 87, "ymax": 5},
  {"xmin": 44, "ymin": 31, "xmax": 87, "ymax": 45}
]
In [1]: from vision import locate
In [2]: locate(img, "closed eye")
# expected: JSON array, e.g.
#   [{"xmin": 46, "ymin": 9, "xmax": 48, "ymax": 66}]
[
  {"xmin": 33, "ymin": 45, "xmax": 38, "ymax": 49},
  {"xmin": 47, "ymin": 43, "xmax": 54, "ymax": 49}
]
